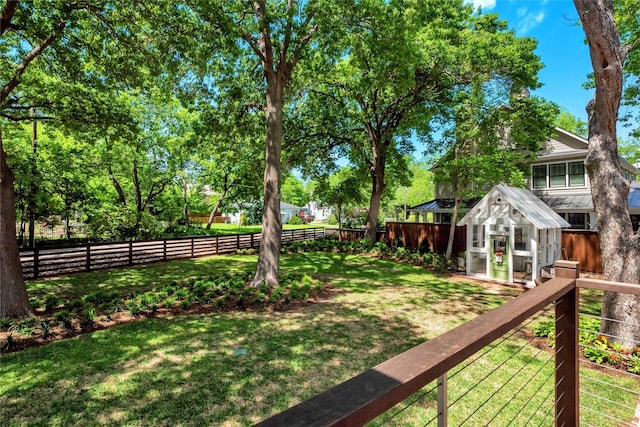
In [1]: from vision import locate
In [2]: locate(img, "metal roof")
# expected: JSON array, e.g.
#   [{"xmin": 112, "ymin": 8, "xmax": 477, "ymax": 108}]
[
  {"xmin": 280, "ymin": 201, "xmax": 301, "ymax": 210},
  {"xmin": 409, "ymin": 198, "xmax": 480, "ymax": 211},
  {"xmin": 457, "ymin": 185, "xmax": 571, "ymax": 229},
  {"xmin": 539, "ymin": 193, "xmax": 593, "ymax": 211}
]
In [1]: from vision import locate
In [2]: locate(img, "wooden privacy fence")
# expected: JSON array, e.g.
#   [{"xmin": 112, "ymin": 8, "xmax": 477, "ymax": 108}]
[
  {"xmin": 385, "ymin": 222, "xmax": 466, "ymax": 255},
  {"xmin": 19, "ymin": 227, "xmax": 328, "ymax": 280},
  {"xmin": 358, "ymin": 222, "xmax": 603, "ymax": 273}
]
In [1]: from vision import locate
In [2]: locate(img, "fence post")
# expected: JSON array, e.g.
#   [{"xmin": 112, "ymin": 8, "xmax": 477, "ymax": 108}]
[
  {"xmin": 86, "ymin": 244, "xmax": 91, "ymax": 272},
  {"xmin": 237, "ymin": 233, "xmax": 240, "ymax": 250},
  {"xmin": 216, "ymin": 235, "xmax": 219, "ymax": 255},
  {"xmin": 33, "ymin": 247, "xmax": 39, "ymax": 279},
  {"xmin": 251, "ymin": 233, "xmax": 254, "ymax": 248},
  {"xmin": 437, "ymin": 374, "xmax": 448, "ymax": 427},
  {"xmin": 191, "ymin": 237, "xmax": 194, "ymax": 258},
  {"xmin": 163, "ymin": 239, "xmax": 167, "ymax": 261},
  {"xmin": 303, "ymin": 228, "xmax": 306, "ymax": 240},
  {"xmin": 129, "ymin": 241, "xmax": 133, "ymax": 266},
  {"xmin": 554, "ymin": 260, "xmax": 580, "ymax": 426}
]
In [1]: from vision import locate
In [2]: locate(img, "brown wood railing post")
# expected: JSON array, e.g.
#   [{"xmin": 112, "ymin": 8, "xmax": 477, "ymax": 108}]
[
  {"xmin": 251, "ymin": 233, "xmax": 254, "ymax": 248},
  {"xmin": 191, "ymin": 238, "xmax": 194, "ymax": 258},
  {"xmin": 554, "ymin": 260, "xmax": 580, "ymax": 426},
  {"xmin": 303, "ymin": 228, "xmax": 306, "ymax": 240},
  {"xmin": 129, "ymin": 241, "xmax": 133, "ymax": 266},
  {"xmin": 216, "ymin": 235, "xmax": 219, "ymax": 255},
  {"xmin": 237, "ymin": 233, "xmax": 240, "ymax": 249},
  {"xmin": 163, "ymin": 239, "xmax": 167, "ymax": 261},
  {"xmin": 86, "ymin": 244, "xmax": 91, "ymax": 272},
  {"xmin": 33, "ymin": 247, "xmax": 39, "ymax": 279}
]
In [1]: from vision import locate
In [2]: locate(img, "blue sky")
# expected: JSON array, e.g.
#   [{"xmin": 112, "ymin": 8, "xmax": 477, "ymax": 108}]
[
  {"xmin": 473, "ymin": 1, "xmax": 590, "ymax": 121},
  {"xmin": 472, "ymin": 0, "xmax": 632, "ymax": 140}
]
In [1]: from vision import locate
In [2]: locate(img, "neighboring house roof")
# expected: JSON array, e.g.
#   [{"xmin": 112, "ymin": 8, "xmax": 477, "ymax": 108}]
[
  {"xmin": 280, "ymin": 201, "xmax": 301, "ymax": 210},
  {"xmin": 409, "ymin": 198, "xmax": 481, "ymax": 212},
  {"xmin": 457, "ymin": 185, "xmax": 571, "ymax": 229}
]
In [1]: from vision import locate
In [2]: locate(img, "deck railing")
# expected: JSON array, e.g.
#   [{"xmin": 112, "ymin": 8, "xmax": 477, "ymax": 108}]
[
  {"xmin": 258, "ymin": 261, "xmax": 640, "ymax": 426},
  {"xmin": 19, "ymin": 227, "xmax": 330, "ymax": 279}
]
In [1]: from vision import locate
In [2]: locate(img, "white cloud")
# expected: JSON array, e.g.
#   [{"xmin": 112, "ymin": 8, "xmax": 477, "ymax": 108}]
[
  {"xmin": 517, "ymin": 7, "xmax": 528, "ymax": 18},
  {"xmin": 469, "ymin": 0, "xmax": 496, "ymax": 10},
  {"xmin": 517, "ymin": 11, "xmax": 545, "ymax": 34}
]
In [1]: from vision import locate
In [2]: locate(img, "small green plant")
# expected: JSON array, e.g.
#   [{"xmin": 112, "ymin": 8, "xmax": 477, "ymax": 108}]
[
  {"xmin": 0, "ymin": 317, "xmax": 12, "ymax": 330},
  {"xmin": 126, "ymin": 300, "xmax": 141, "ymax": 317},
  {"xmin": 254, "ymin": 292, "xmax": 266, "ymax": 303},
  {"xmin": 81, "ymin": 304, "xmax": 97, "ymax": 326},
  {"xmin": 39, "ymin": 320, "xmax": 51, "ymax": 337},
  {"xmin": 163, "ymin": 297, "xmax": 175, "ymax": 308},
  {"xmin": 53, "ymin": 310, "xmax": 73, "ymax": 329},
  {"xmin": 68, "ymin": 299, "xmax": 85, "ymax": 312},
  {"xmin": 179, "ymin": 299, "xmax": 192, "ymax": 309},
  {"xmin": 583, "ymin": 335, "xmax": 610, "ymax": 364},
  {"xmin": 43, "ymin": 295, "xmax": 61, "ymax": 311},
  {"xmin": 9, "ymin": 318, "xmax": 37, "ymax": 336}
]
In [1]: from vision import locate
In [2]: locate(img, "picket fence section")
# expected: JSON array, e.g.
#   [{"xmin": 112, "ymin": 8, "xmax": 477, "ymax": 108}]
[{"xmin": 20, "ymin": 227, "xmax": 328, "ymax": 279}]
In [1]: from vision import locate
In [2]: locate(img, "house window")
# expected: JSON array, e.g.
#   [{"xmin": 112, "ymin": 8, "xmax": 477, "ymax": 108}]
[
  {"xmin": 565, "ymin": 213, "xmax": 587, "ymax": 229},
  {"xmin": 514, "ymin": 225, "xmax": 530, "ymax": 251},
  {"xmin": 569, "ymin": 162, "xmax": 585, "ymax": 187},
  {"xmin": 549, "ymin": 163, "xmax": 566, "ymax": 187},
  {"xmin": 472, "ymin": 224, "xmax": 485, "ymax": 248},
  {"xmin": 533, "ymin": 165, "xmax": 547, "ymax": 189}
]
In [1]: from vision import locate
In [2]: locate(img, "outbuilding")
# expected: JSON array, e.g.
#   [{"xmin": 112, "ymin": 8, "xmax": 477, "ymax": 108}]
[{"xmin": 456, "ymin": 185, "xmax": 570, "ymax": 287}]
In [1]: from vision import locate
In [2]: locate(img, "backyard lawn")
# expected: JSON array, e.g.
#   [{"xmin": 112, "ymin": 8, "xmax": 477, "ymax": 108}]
[{"xmin": 1, "ymin": 252, "xmax": 637, "ymax": 426}]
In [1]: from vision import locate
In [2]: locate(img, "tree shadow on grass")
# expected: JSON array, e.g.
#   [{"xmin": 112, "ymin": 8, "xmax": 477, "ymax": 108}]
[{"xmin": 0, "ymin": 302, "xmax": 427, "ymax": 426}]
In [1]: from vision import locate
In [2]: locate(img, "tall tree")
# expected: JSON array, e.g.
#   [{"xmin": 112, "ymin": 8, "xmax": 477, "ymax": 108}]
[
  {"xmin": 574, "ymin": 0, "xmax": 640, "ymax": 347},
  {"xmin": 191, "ymin": 1, "xmax": 324, "ymax": 287},
  {"xmin": 0, "ymin": 1, "xmax": 172, "ymax": 317}
]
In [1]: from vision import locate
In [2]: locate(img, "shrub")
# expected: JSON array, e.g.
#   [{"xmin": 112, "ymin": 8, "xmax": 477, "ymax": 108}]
[
  {"xmin": 9, "ymin": 318, "xmax": 37, "ymax": 336},
  {"xmin": 53, "ymin": 310, "xmax": 73, "ymax": 329},
  {"xmin": 327, "ymin": 214, "xmax": 338, "ymax": 225},
  {"xmin": 43, "ymin": 295, "xmax": 61, "ymax": 311},
  {"xmin": 288, "ymin": 216, "xmax": 302, "ymax": 225}
]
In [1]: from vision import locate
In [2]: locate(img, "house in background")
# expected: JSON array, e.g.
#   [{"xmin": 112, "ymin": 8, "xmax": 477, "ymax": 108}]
[
  {"xmin": 280, "ymin": 201, "xmax": 302, "ymax": 223},
  {"xmin": 406, "ymin": 127, "xmax": 640, "ymax": 229}
]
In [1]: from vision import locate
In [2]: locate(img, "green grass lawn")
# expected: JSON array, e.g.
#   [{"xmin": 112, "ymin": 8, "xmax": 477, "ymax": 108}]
[{"xmin": 1, "ymin": 253, "xmax": 637, "ymax": 426}]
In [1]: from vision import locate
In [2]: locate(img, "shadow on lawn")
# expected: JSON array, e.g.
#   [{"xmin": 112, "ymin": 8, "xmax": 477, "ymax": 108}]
[
  {"xmin": 4, "ymin": 251, "xmax": 522, "ymax": 425},
  {"xmin": 0, "ymin": 303, "xmax": 426, "ymax": 426}
]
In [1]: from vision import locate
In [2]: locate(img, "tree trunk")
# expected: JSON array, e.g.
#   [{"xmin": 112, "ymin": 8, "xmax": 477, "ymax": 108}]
[
  {"xmin": 364, "ymin": 138, "xmax": 385, "ymax": 243},
  {"xmin": 574, "ymin": 0, "xmax": 640, "ymax": 347},
  {"xmin": 251, "ymin": 81, "xmax": 283, "ymax": 288},
  {"xmin": 0, "ymin": 129, "xmax": 32, "ymax": 318},
  {"xmin": 445, "ymin": 196, "xmax": 460, "ymax": 260},
  {"xmin": 206, "ymin": 174, "xmax": 230, "ymax": 230},
  {"xmin": 182, "ymin": 175, "xmax": 189, "ymax": 228}
]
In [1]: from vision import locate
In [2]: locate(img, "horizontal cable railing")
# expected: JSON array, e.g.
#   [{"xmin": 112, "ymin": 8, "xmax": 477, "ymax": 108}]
[
  {"xmin": 258, "ymin": 261, "xmax": 640, "ymax": 426},
  {"xmin": 19, "ymin": 227, "xmax": 329, "ymax": 279}
]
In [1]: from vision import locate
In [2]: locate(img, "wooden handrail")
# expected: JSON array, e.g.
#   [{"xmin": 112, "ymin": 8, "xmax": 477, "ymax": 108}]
[
  {"xmin": 577, "ymin": 278, "xmax": 640, "ymax": 295},
  {"xmin": 257, "ymin": 276, "xmax": 576, "ymax": 426}
]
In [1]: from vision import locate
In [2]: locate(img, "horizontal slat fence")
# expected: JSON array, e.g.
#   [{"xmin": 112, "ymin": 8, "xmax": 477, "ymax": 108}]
[{"xmin": 20, "ymin": 227, "xmax": 328, "ymax": 280}]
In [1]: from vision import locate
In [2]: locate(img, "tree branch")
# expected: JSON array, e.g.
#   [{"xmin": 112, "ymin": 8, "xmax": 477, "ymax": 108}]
[
  {"xmin": 0, "ymin": 0, "xmax": 18, "ymax": 37},
  {"xmin": 0, "ymin": 21, "xmax": 66, "ymax": 106}
]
